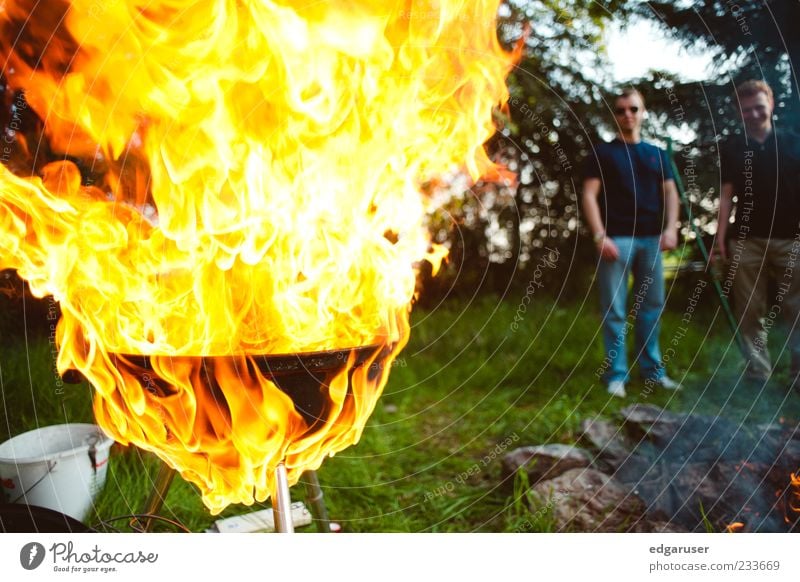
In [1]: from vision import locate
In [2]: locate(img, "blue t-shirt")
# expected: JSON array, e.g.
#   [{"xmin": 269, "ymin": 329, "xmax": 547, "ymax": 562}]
[{"xmin": 583, "ymin": 139, "xmax": 675, "ymax": 236}]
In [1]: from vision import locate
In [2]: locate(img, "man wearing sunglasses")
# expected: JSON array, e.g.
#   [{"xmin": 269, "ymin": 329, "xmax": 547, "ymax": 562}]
[
  {"xmin": 715, "ymin": 80, "xmax": 800, "ymax": 388},
  {"xmin": 582, "ymin": 88, "xmax": 680, "ymax": 398}
]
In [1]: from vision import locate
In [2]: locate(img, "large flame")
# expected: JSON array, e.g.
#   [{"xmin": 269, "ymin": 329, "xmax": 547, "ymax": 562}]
[{"xmin": 0, "ymin": 1, "xmax": 514, "ymax": 512}]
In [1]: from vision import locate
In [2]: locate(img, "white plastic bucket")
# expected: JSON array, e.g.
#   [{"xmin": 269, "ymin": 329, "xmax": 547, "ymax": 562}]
[{"xmin": 0, "ymin": 424, "xmax": 114, "ymax": 522}]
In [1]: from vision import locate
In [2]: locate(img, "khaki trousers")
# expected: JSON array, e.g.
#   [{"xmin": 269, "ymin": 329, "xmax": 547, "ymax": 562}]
[{"xmin": 729, "ymin": 236, "xmax": 800, "ymax": 379}]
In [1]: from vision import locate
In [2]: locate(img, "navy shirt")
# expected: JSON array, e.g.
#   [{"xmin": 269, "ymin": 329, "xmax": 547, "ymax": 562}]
[
  {"xmin": 583, "ymin": 139, "xmax": 675, "ymax": 236},
  {"xmin": 720, "ymin": 130, "xmax": 800, "ymax": 239}
]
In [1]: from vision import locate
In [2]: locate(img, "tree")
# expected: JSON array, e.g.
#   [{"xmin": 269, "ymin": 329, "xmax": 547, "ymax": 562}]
[
  {"xmin": 430, "ymin": 1, "xmax": 799, "ymax": 299},
  {"xmin": 424, "ymin": 0, "xmax": 639, "ymax": 299},
  {"xmin": 639, "ymin": 1, "xmax": 800, "ymax": 127}
]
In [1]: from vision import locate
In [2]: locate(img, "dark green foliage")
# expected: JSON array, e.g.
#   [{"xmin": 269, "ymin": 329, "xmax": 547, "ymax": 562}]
[
  {"xmin": 640, "ymin": 1, "xmax": 799, "ymax": 122},
  {"xmin": 420, "ymin": 1, "xmax": 637, "ymax": 301},
  {"xmin": 425, "ymin": 2, "xmax": 800, "ymax": 302}
]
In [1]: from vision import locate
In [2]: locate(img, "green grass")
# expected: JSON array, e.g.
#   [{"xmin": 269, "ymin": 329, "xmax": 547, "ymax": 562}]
[{"xmin": 1, "ymin": 288, "xmax": 796, "ymax": 532}]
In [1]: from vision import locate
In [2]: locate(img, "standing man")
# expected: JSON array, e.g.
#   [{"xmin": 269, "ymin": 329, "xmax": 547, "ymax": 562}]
[
  {"xmin": 582, "ymin": 88, "xmax": 681, "ymax": 397},
  {"xmin": 716, "ymin": 80, "xmax": 800, "ymax": 386}
]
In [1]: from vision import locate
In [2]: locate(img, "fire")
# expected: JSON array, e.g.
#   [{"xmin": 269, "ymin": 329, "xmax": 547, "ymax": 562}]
[
  {"xmin": 0, "ymin": 1, "xmax": 515, "ymax": 512},
  {"xmin": 725, "ymin": 522, "xmax": 744, "ymax": 533}
]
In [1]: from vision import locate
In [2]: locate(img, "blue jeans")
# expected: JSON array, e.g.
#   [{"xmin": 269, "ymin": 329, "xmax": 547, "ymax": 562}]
[{"xmin": 597, "ymin": 236, "xmax": 665, "ymax": 384}]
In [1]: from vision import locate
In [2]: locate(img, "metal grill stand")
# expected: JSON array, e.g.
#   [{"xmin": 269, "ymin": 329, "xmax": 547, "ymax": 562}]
[
  {"xmin": 135, "ymin": 462, "xmax": 328, "ymax": 533},
  {"xmin": 302, "ymin": 470, "xmax": 331, "ymax": 533},
  {"xmin": 272, "ymin": 463, "xmax": 293, "ymax": 533},
  {"xmin": 132, "ymin": 462, "xmax": 176, "ymax": 532}
]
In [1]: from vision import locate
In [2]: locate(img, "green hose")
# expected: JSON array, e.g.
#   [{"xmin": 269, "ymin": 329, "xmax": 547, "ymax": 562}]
[{"xmin": 666, "ymin": 138, "xmax": 746, "ymax": 355}]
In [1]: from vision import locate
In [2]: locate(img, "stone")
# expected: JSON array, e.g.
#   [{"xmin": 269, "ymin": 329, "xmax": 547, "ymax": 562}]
[
  {"xmin": 620, "ymin": 403, "xmax": 682, "ymax": 425},
  {"xmin": 501, "ymin": 444, "xmax": 592, "ymax": 487},
  {"xmin": 579, "ymin": 417, "xmax": 630, "ymax": 460},
  {"xmin": 529, "ymin": 468, "xmax": 650, "ymax": 532},
  {"xmin": 620, "ymin": 403, "xmax": 683, "ymax": 443}
]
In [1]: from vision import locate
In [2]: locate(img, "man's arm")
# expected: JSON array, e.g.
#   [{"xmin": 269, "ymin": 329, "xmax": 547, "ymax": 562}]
[
  {"xmin": 715, "ymin": 182, "xmax": 734, "ymax": 261},
  {"xmin": 660, "ymin": 179, "xmax": 679, "ymax": 251},
  {"xmin": 582, "ymin": 177, "xmax": 619, "ymax": 260}
]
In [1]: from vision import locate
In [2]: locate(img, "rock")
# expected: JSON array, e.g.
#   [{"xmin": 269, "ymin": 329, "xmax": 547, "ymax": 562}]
[
  {"xmin": 551, "ymin": 409, "xmax": 800, "ymax": 532},
  {"xmin": 620, "ymin": 404, "xmax": 683, "ymax": 442},
  {"xmin": 579, "ymin": 417, "xmax": 630, "ymax": 460},
  {"xmin": 620, "ymin": 403, "xmax": 681, "ymax": 425},
  {"xmin": 529, "ymin": 468, "xmax": 649, "ymax": 532},
  {"xmin": 501, "ymin": 444, "xmax": 592, "ymax": 486}
]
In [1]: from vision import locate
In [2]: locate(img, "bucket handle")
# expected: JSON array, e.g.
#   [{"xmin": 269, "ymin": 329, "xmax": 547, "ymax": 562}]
[{"xmin": 9, "ymin": 459, "xmax": 57, "ymax": 504}]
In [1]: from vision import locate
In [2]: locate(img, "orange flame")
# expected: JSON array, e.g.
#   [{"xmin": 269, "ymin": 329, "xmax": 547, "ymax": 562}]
[
  {"xmin": 725, "ymin": 522, "xmax": 744, "ymax": 533},
  {"xmin": 0, "ymin": 1, "xmax": 515, "ymax": 512}
]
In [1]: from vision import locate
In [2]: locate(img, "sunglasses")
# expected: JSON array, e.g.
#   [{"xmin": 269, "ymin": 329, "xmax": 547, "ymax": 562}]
[{"xmin": 614, "ymin": 106, "xmax": 640, "ymax": 115}]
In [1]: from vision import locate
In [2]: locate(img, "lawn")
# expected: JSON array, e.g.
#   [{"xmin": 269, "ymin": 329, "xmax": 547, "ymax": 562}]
[{"xmin": 1, "ymin": 278, "xmax": 793, "ymax": 532}]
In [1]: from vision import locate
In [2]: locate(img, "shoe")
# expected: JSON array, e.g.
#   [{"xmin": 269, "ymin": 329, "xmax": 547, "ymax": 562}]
[
  {"xmin": 607, "ymin": 380, "xmax": 626, "ymax": 398},
  {"xmin": 655, "ymin": 376, "xmax": 681, "ymax": 390}
]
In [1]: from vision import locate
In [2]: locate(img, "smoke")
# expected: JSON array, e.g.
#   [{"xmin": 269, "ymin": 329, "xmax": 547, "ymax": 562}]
[{"xmin": 601, "ymin": 328, "xmax": 800, "ymax": 532}]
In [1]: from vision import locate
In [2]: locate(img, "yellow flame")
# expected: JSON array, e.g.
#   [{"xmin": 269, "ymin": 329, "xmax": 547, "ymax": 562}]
[
  {"xmin": 0, "ymin": 0, "xmax": 514, "ymax": 512},
  {"xmin": 790, "ymin": 472, "xmax": 800, "ymax": 515}
]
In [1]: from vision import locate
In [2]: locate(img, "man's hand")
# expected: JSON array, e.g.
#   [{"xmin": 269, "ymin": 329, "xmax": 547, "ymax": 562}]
[
  {"xmin": 660, "ymin": 229, "xmax": 678, "ymax": 251},
  {"xmin": 597, "ymin": 236, "xmax": 619, "ymax": 261}
]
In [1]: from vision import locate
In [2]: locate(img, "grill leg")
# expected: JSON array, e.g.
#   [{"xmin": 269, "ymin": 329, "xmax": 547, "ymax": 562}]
[
  {"xmin": 132, "ymin": 462, "xmax": 176, "ymax": 532},
  {"xmin": 272, "ymin": 463, "xmax": 294, "ymax": 533},
  {"xmin": 304, "ymin": 470, "xmax": 331, "ymax": 533},
  {"xmin": 133, "ymin": 461, "xmax": 304, "ymax": 533}
]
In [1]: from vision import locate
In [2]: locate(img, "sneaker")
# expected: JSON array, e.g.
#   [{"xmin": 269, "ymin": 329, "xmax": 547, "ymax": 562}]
[
  {"xmin": 607, "ymin": 380, "xmax": 626, "ymax": 398},
  {"xmin": 655, "ymin": 376, "xmax": 681, "ymax": 390}
]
